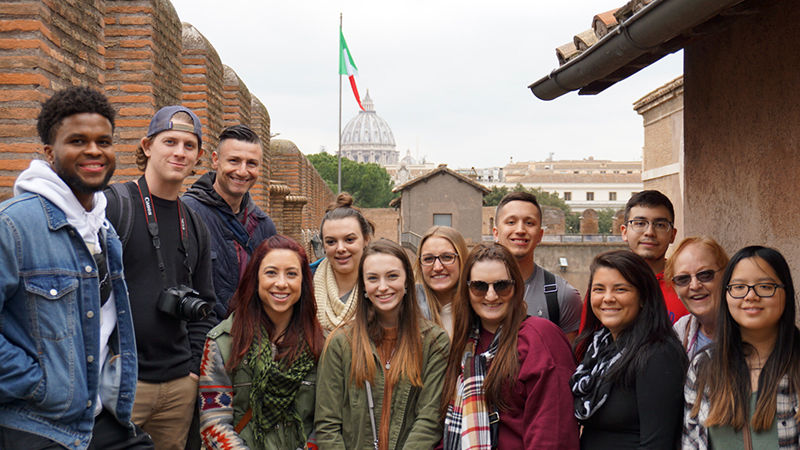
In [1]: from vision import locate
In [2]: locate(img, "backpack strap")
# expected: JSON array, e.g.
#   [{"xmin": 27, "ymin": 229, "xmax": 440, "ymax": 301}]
[
  {"xmin": 542, "ymin": 268, "xmax": 560, "ymax": 326},
  {"xmin": 104, "ymin": 182, "xmax": 136, "ymax": 250}
]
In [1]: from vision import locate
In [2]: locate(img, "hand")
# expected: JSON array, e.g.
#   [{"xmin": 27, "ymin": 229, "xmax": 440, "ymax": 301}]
[{"xmin": 189, "ymin": 372, "xmax": 199, "ymax": 381}]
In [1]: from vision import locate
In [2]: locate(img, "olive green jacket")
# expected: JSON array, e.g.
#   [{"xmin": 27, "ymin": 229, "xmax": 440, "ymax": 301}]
[
  {"xmin": 199, "ymin": 314, "xmax": 317, "ymax": 449},
  {"xmin": 314, "ymin": 320, "xmax": 450, "ymax": 449}
]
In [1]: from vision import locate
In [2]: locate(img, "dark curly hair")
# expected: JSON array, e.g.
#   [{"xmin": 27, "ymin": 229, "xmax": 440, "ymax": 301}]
[{"xmin": 37, "ymin": 86, "xmax": 115, "ymax": 145}]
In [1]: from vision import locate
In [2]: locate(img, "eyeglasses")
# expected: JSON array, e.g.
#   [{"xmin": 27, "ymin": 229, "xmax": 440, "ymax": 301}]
[
  {"xmin": 468, "ymin": 279, "xmax": 514, "ymax": 297},
  {"xmin": 626, "ymin": 219, "xmax": 673, "ymax": 233},
  {"xmin": 671, "ymin": 269, "xmax": 720, "ymax": 287},
  {"xmin": 420, "ymin": 252, "xmax": 458, "ymax": 266},
  {"xmin": 726, "ymin": 283, "xmax": 784, "ymax": 299}
]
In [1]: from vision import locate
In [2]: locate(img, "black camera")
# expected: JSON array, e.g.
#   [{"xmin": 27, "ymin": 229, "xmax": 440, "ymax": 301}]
[{"xmin": 157, "ymin": 285, "xmax": 210, "ymax": 321}]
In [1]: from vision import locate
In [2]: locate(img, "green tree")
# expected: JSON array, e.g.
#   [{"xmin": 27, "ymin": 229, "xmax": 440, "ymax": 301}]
[
  {"xmin": 306, "ymin": 152, "xmax": 396, "ymax": 208},
  {"xmin": 483, "ymin": 183, "xmax": 570, "ymax": 214},
  {"xmin": 597, "ymin": 208, "xmax": 618, "ymax": 235}
]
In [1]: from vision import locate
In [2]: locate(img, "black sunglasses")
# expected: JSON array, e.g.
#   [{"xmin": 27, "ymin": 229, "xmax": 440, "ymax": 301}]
[
  {"xmin": 671, "ymin": 269, "xmax": 719, "ymax": 287},
  {"xmin": 468, "ymin": 279, "xmax": 514, "ymax": 297}
]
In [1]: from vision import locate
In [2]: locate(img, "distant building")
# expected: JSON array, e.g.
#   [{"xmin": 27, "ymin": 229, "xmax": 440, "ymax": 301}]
[
  {"xmin": 340, "ymin": 90, "xmax": 399, "ymax": 165},
  {"xmin": 455, "ymin": 166, "xmax": 504, "ymax": 183},
  {"xmin": 496, "ymin": 158, "xmax": 642, "ymax": 212},
  {"xmin": 384, "ymin": 149, "xmax": 437, "ymax": 185},
  {"xmin": 391, "ymin": 164, "xmax": 490, "ymax": 248}
]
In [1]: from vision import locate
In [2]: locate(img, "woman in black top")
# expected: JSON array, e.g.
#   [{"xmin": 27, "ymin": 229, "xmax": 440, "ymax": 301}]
[{"xmin": 571, "ymin": 250, "xmax": 687, "ymax": 449}]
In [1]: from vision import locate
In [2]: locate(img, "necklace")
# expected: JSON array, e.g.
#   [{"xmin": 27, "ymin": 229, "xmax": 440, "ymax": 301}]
[{"xmin": 385, "ymin": 347, "xmax": 396, "ymax": 370}]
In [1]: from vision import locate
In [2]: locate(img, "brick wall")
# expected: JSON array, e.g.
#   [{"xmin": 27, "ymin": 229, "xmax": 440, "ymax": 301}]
[{"xmin": 0, "ymin": 0, "xmax": 333, "ymax": 238}]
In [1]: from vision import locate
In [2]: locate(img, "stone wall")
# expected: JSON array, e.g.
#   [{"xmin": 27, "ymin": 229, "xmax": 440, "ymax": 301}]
[
  {"xmin": 535, "ymin": 241, "xmax": 629, "ymax": 298},
  {"xmin": 0, "ymin": 0, "xmax": 333, "ymax": 240},
  {"xmin": 363, "ymin": 208, "xmax": 399, "ymax": 242},
  {"xmin": 684, "ymin": 0, "xmax": 800, "ymax": 272}
]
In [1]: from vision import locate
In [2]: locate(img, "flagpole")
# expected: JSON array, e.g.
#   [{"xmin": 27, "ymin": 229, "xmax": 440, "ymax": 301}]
[{"xmin": 337, "ymin": 13, "xmax": 343, "ymax": 194}]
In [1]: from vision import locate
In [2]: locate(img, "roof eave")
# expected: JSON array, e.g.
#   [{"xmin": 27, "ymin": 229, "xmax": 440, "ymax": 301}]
[{"xmin": 528, "ymin": 0, "xmax": 746, "ymax": 101}]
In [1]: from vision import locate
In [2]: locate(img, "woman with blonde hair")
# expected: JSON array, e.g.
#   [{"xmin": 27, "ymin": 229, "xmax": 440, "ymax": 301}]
[
  {"xmin": 315, "ymin": 240, "xmax": 449, "ymax": 449},
  {"xmin": 665, "ymin": 236, "xmax": 729, "ymax": 359},
  {"xmin": 313, "ymin": 192, "xmax": 374, "ymax": 332},
  {"xmin": 414, "ymin": 225, "xmax": 469, "ymax": 337}
]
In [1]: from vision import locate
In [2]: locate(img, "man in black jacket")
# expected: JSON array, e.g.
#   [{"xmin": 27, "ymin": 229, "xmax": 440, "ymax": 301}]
[
  {"xmin": 105, "ymin": 106, "xmax": 216, "ymax": 450},
  {"xmin": 182, "ymin": 124, "xmax": 276, "ymax": 321}
]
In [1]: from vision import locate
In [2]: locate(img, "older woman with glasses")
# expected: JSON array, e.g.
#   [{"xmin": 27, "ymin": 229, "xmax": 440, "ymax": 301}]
[
  {"xmin": 414, "ymin": 226, "xmax": 469, "ymax": 337},
  {"xmin": 442, "ymin": 243, "xmax": 578, "ymax": 449},
  {"xmin": 684, "ymin": 246, "xmax": 800, "ymax": 449},
  {"xmin": 665, "ymin": 237, "xmax": 729, "ymax": 359}
]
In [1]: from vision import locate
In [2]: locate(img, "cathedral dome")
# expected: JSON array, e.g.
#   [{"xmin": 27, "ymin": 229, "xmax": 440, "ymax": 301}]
[{"xmin": 341, "ymin": 90, "xmax": 398, "ymax": 165}]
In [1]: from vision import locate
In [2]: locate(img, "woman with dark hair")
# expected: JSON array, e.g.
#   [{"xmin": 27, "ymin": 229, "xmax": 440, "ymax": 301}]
[
  {"xmin": 571, "ymin": 249, "xmax": 686, "ymax": 449},
  {"xmin": 198, "ymin": 235, "xmax": 324, "ymax": 449},
  {"xmin": 414, "ymin": 225, "xmax": 469, "ymax": 337},
  {"xmin": 442, "ymin": 243, "xmax": 578, "ymax": 449},
  {"xmin": 665, "ymin": 236, "xmax": 729, "ymax": 359},
  {"xmin": 314, "ymin": 192, "xmax": 374, "ymax": 332},
  {"xmin": 683, "ymin": 246, "xmax": 800, "ymax": 449},
  {"xmin": 315, "ymin": 239, "xmax": 450, "ymax": 449}
]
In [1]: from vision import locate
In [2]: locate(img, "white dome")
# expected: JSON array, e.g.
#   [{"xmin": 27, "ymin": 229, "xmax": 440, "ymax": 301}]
[{"xmin": 341, "ymin": 90, "xmax": 398, "ymax": 165}]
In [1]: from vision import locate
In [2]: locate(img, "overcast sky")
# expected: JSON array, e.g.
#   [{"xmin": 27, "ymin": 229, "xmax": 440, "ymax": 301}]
[{"xmin": 170, "ymin": 0, "xmax": 683, "ymax": 168}]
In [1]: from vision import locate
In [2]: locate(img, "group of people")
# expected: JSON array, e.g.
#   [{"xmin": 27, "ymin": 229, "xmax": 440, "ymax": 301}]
[{"xmin": 0, "ymin": 86, "xmax": 798, "ymax": 450}]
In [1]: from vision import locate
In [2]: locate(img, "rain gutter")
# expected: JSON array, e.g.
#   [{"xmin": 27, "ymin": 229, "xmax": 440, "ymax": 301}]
[{"xmin": 528, "ymin": 0, "xmax": 745, "ymax": 100}]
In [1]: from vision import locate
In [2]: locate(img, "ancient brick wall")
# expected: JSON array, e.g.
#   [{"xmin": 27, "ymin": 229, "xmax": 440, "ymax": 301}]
[{"xmin": 0, "ymin": 0, "xmax": 333, "ymax": 238}]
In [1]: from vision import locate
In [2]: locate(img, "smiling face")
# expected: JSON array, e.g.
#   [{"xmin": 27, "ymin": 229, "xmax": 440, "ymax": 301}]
[
  {"xmin": 469, "ymin": 259, "xmax": 514, "ymax": 333},
  {"xmin": 212, "ymin": 138, "xmax": 262, "ymax": 209},
  {"xmin": 590, "ymin": 267, "xmax": 641, "ymax": 339},
  {"xmin": 727, "ymin": 257, "xmax": 785, "ymax": 337},
  {"xmin": 671, "ymin": 243, "xmax": 722, "ymax": 325},
  {"xmin": 621, "ymin": 205, "xmax": 677, "ymax": 264},
  {"xmin": 142, "ymin": 117, "xmax": 202, "ymax": 186},
  {"xmin": 493, "ymin": 200, "xmax": 543, "ymax": 261},
  {"xmin": 258, "ymin": 249, "xmax": 303, "ymax": 331},
  {"xmin": 44, "ymin": 113, "xmax": 115, "ymax": 210},
  {"xmin": 322, "ymin": 217, "xmax": 368, "ymax": 277},
  {"xmin": 363, "ymin": 253, "xmax": 406, "ymax": 327},
  {"xmin": 420, "ymin": 236, "xmax": 460, "ymax": 299}
]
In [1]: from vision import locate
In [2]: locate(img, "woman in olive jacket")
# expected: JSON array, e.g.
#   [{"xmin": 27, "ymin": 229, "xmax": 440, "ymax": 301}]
[
  {"xmin": 314, "ymin": 240, "xmax": 450, "ymax": 449},
  {"xmin": 199, "ymin": 236, "xmax": 325, "ymax": 449}
]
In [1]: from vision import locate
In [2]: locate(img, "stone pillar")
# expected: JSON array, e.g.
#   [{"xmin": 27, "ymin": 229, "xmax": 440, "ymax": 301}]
[
  {"xmin": 580, "ymin": 208, "xmax": 599, "ymax": 235},
  {"xmin": 612, "ymin": 209, "xmax": 625, "ymax": 235},
  {"xmin": 542, "ymin": 206, "xmax": 566, "ymax": 235}
]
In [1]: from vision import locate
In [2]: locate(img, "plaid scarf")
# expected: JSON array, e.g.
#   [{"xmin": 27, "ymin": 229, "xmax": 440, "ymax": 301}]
[
  {"xmin": 443, "ymin": 325, "xmax": 501, "ymax": 450},
  {"xmin": 247, "ymin": 331, "xmax": 314, "ymax": 449},
  {"xmin": 570, "ymin": 327, "xmax": 623, "ymax": 421}
]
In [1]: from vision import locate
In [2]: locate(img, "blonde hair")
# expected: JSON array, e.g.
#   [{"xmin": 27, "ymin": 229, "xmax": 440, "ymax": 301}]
[
  {"xmin": 664, "ymin": 236, "xmax": 729, "ymax": 285},
  {"xmin": 414, "ymin": 226, "xmax": 468, "ymax": 327}
]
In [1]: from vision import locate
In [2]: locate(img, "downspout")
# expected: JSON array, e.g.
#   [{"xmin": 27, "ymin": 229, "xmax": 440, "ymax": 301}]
[{"xmin": 528, "ymin": 0, "xmax": 745, "ymax": 100}]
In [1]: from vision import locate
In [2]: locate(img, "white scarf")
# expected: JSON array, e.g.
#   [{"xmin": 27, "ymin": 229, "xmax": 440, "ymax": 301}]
[
  {"xmin": 313, "ymin": 258, "xmax": 359, "ymax": 332},
  {"xmin": 14, "ymin": 160, "xmax": 108, "ymax": 246}
]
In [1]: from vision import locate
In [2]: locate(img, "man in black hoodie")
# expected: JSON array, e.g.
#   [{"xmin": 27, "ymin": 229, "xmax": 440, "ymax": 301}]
[{"xmin": 182, "ymin": 125, "xmax": 276, "ymax": 322}]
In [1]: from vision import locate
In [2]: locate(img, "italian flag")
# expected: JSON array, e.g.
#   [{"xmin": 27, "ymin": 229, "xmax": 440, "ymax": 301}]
[{"xmin": 339, "ymin": 30, "xmax": 364, "ymax": 111}]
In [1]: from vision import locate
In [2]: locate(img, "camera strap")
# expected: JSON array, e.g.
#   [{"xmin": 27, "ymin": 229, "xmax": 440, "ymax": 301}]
[{"xmin": 136, "ymin": 176, "xmax": 190, "ymax": 287}]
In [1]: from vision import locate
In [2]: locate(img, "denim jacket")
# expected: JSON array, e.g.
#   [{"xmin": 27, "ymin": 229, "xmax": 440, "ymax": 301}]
[{"xmin": 0, "ymin": 193, "xmax": 138, "ymax": 449}]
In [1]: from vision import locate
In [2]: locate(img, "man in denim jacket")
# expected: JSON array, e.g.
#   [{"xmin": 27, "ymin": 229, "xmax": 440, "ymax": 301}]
[{"xmin": 0, "ymin": 87, "xmax": 149, "ymax": 449}]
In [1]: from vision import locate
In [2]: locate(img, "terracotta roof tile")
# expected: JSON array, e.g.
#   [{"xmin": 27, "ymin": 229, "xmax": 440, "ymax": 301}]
[
  {"xmin": 556, "ymin": 42, "xmax": 580, "ymax": 66},
  {"xmin": 574, "ymin": 29, "xmax": 598, "ymax": 51},
  {"xmin": 593, "ymin": 9, "xmax": 619, "ymax": 38}
]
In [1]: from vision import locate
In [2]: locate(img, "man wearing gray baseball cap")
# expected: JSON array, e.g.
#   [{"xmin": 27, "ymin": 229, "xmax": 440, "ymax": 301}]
[{"xmin": 105, "ymin": 105, "xmax": 216, "ymax": 450}]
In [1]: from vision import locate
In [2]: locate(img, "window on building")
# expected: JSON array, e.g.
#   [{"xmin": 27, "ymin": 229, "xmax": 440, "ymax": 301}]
[
  {"xmin": 433, "ymin": 214, "xmax": 452, "ymax": 227},
  {"xmin": 609, "ymin": 192, "xmax": 617, "ymax": 201},
  {"xmin": 563, "ymin": 192, "xmax": 572, "ymax": 201},
  {"xmin": 586, "ymin": 192, "xmax": 595, "ymax": 201}
]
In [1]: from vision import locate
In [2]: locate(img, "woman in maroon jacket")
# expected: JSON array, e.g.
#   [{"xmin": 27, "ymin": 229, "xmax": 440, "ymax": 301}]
[{"xmin": 441, "ymin": 243, "xmax": 579, "ymax": 449}]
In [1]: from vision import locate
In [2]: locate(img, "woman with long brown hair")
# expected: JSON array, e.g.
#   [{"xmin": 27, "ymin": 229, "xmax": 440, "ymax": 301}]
[
  {"xmin": 313, "ymin": 192, "xmax": 374, "ymax": 332},
  {"xmin": 683, "ymin": 246, "xmax": 800, "ymax": 448},
  {"xmin": 198, "ymin": 235, "xmax": 324, "ymax": 449},
  {"xmin": 572, "ymin": 250, "xmax": 686, "ymax": 449},
  {"xmin": 442, "ymin": 243, "xmax": 578, "ymax": 449},
  {"xmin": 414, "ymin": 225, "xmax": 469, "ymax": 337},
  {"xmin": 315, "ymin": 239, "xmax": 450, "ymax": 449}
]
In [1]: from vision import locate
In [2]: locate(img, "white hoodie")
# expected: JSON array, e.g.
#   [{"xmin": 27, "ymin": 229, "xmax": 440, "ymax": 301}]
[{"xmin": 14, "ymin": 159, "xmax": 116, "ymax": 416}]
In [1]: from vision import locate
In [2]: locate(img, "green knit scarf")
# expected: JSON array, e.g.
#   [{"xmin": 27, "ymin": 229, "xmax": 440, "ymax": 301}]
[{"xmin": 247, "ymin": 332, "xmax": 314, "ymax": 448}]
